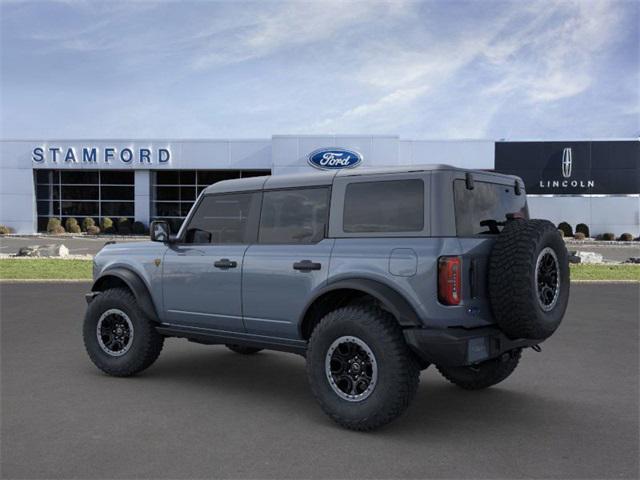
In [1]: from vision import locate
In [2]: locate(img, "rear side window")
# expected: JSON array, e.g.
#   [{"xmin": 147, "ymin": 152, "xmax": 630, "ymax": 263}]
[
  {"xmin": 454, "ymin": 180, "xmax": 529, "ymax": 236},
  {"xmin": 343, "ymin": 179, "xmax": 424, "ymax": 233},
  {"xmin": 259, "ymin": 188, "xmax": 329, "ymax": 244},
  {"xmin": 184, "ymin": 192, "xmax": 258, "ymax": 244}
]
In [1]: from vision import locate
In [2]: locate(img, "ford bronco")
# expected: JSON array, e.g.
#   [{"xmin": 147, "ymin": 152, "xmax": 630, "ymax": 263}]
[{"xmin": 84, "ymin": 166, "xmax": 569, "ymax": 430}]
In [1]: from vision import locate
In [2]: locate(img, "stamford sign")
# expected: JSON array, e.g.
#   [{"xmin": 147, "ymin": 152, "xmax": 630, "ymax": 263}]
[
  {"xmin": 308, "ymin": 147, "xmax": 362, "ymax": 170},
  {"xmin": 32, "ymin": 146, "xmax": 171, "ymax": 165}
]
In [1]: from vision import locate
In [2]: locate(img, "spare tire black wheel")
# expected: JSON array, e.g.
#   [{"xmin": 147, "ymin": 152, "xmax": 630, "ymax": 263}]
[{"xmin": 489, "ymin": 219, "xmax": 569, "ymax": 340}]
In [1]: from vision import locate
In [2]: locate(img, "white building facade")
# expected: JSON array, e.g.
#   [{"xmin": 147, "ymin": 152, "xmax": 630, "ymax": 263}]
[{"xmin": 0, "ymin": 136, "xmax": 638, "ymax": 236}]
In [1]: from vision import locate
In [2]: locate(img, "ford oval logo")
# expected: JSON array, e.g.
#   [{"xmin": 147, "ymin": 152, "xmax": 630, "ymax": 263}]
[{"xmin": 307, "ymin": 148, "xmax": 362, "ymax": 170}]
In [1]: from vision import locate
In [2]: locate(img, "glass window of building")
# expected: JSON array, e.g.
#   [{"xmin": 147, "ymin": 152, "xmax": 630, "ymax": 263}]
[{"xmin": 35, "ymin": 170, "xmax": 134, "ymax": 232}]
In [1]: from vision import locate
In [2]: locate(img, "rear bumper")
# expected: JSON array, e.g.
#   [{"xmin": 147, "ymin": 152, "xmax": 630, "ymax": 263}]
[{"xmin": 403, "ymin": 326, "xmax": 540, "ymax": 367}]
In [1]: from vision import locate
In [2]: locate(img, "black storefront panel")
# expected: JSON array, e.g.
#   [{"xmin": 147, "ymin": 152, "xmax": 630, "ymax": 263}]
[{"xmin": 495, "ymin": 141, "xmax": 640, "ymax": 195}]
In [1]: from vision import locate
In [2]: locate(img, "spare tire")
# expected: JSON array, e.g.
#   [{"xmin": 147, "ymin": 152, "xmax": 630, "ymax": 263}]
[{"xmin": 489, "ymin": 219, "xmax": 569, "ymax": 340}]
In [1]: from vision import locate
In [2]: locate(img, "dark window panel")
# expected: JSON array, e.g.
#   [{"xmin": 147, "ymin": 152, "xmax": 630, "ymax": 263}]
[
  {"xmin": 241, "ymin": 170, "xmax": 271, "ymax": 178},
  {"xmin": 197, "ymin": 186, "xmax": 207, "ymax": 196},
  {"xmin": 180, "ymin": 186, "xmax": 196, "ymax": 201},
  {"xmin": 36, "ymin": 185, "xmax": 50, "ymax": 199},
  {"xmin": 155, "ymin": 171, "xmax": 180, "ymax": 185},
  {"xmin": 53, "ymin": 202, "xmax": 60, "ymax": 215},
  {"xmin": 101, "ymin": 185, "xmax": 134, "ymax": 200},
  {"xmin": 343, "ymin": 180, "xmax": 424, "ymax": 233},
  {"xmin": 60, "ymin": 171, "xmax": 99, "ymax": 184},
  {"xmin": 53, "ymin": 185, "xmax": 60, "ymax": 199},
  {"xmin": 154, "ymin": 202, "xmax": 181, "ymax": 217},
  {"xmin": 100, "ymin": 171, "xmax": 134, "ymax": 185},
  {"xmin": 37, "ymin": 201, "xmax": 51, "ymax": 215},
  {"xmin": 259, "ymin": 188, "xmax": 329, "ymax": 244},
  {"xmin": 61, "ymin": 201, "xmax": 100, "ymax": 217},
  {"xmin": 35, "ymin": 170, "xmax": 51, "ymax": 184},
  {"xmin": 101, "ymin": 202, "xmax": 134, "ymax": 217},
  {"xmin": 61, "ymin": 185, "xmax": 99, "ymax": 200},
  {"xmin": 180, "ymin": 171, "xmax": 196, "ymax": 184},
  {"xmin": 196, "ymin": 170, "xmax": 240, "ymax": 187},
  {"xmin": 155, "ymin": 186, "xmax": 180, "ymax": 201}
]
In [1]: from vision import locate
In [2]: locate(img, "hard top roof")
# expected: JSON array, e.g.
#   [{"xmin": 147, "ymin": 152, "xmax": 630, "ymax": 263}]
[{"xmin": 202, "ymin": 164, "xmax": 519, "ymax": 194}]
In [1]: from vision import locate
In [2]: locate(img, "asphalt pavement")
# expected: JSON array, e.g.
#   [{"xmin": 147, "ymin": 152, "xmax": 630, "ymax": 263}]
[{"xmin": 1, "ymin": 282, "xmax": 638, "ymax": 479}]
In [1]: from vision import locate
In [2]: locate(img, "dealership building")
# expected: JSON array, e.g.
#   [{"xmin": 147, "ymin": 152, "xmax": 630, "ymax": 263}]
[{"xmin": 0, "ymin": 136, "xmax": 638, "ymax": 235}]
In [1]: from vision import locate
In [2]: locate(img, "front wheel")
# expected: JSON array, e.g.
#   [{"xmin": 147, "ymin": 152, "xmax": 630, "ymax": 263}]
[
  {"xmin": 83, "ymin": 288, "xmax": 164, "ymax": 377},
  {"xmin": 436, "ymin": 349, "xmax": 522, "ymax": 390},
  {"xmin": 306, "ymin": 305, "xmax": 419, "ymax": 431}
]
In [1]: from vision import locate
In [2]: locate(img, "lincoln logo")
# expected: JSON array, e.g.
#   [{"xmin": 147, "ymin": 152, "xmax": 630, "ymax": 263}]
[
  {"xmin": 538, "ymin": 147, "xmax": 595, "ymax": 189},
  {"xmin": 562, "ymin": 147, "xmax": 572, "ymax": 178}
]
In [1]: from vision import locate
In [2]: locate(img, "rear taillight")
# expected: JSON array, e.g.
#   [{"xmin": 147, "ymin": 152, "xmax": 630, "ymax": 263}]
[{"xmin": 438, "ymin": 256, "xmax": 462, "ymax": 305}]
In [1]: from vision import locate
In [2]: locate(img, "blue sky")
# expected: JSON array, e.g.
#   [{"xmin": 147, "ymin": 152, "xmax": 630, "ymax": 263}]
[{"xmin": 1, "ymin": 0, "xmax": 638, "ymax": 140}]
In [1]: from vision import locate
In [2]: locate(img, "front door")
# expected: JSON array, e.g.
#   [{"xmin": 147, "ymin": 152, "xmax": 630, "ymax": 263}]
[
  {"xmin": 242, "ymin": 187, "xmax": 333, "ymax": 339},
  {"xmin": 162, "ymin": 191, "xmax": 260, "ymax": 332}
]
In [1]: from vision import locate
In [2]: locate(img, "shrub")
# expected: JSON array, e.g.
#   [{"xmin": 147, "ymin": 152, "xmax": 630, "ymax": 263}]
[
  {"xmin": 575, "ymin": 223, "xmax": 590, "ymax": 238},
  {"xmin": 116, "ymin": 217, "xmax": 131, "ymax": 235},
  {"xmin": 557, "ymin": 229, "xmax": 565, "ymax": 238},
  {"xmin": 50, "ymin": 225, "xmax": 66, "ymax": 235},
  {"xmin": 101, "ymin": 217, "xmax": 114, "ymax": 233},
  {"xmin": 618, "ymin": 233, "xmax": 634, "ymax": 242},
  {"xmin": 82, "ymin": 217, "xmax": 96, "ymax": 232},
  {"xmin": 0, "ymin": 224, "xmax": 13, "ymax": 234},
  {"xmin": 598, "ymin": 232, "xmax": 615, "ymax": 241},
  {"xmin": 573, "ymin": 232, "xmax": 586, "ymax": 240},
  {"xmin": 65, "ymin": 217, "xmax": 81, "ymax": 234},
  {"xmin": 46, "ymin": 218, "xmax": 62, "ymax": 234},
  {"xmin": 132, "ymin": 221, "xmax": 146, "ymax": 235},
  {"xmin": 86, "ymin": 225, "xmax": 101, "ymax": 235},
  {"xmin": 557, "ymin": 222, "xmax": 573, "ymax": 238}
]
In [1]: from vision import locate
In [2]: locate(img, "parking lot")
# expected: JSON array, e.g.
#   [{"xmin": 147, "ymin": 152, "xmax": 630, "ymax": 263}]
[{"xmin": 1, "ymin": 282, "xmax": 638, "ymax": 479}]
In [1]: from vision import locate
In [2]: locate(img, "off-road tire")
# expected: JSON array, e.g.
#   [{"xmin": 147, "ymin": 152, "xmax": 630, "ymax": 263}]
[
  {"xmin": 83, "ymin": 288, "xmax": 164, "ymax": 377},
  {"xmin": 489, "ymin": 219, "xmax": 569, "ymax": 340},
  {"xmin": 436, "ymin": 349, "xmax": 522, "ymax": 390},
  {"xmin": 225, "ymin": 344, "xmax": 263, "ymax": 355},
  {"xmin": 306, "ymin": 305, "xmax": 420, "ymax": 431}
]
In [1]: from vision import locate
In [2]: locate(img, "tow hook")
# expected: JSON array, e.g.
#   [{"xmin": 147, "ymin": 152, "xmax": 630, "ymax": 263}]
[{"xmin": 530, "ymin": 344, "xmax": 542, "ymax": 353}]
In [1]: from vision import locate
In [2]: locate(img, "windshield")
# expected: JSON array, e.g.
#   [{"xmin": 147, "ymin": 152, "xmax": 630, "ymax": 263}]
[{"xmin": 454, "ymin": 179, "xmax": 528, "ymax": 236}]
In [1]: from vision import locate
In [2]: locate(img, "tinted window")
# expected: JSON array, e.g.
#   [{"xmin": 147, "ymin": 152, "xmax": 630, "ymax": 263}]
[
  {"xmin": 184, "ymin": 193, "xmax": 257, "ymax": 244},
  {"xmin": 454, "ymin": 180, "xmax": 529, "ymax": 236},
  {"xmin": 259, "ymin": 188, "xmax": 329, "ymax": 244},
  {"xmin": 343, "ymin": 179, "xmax": 424, "ymax": 233}
]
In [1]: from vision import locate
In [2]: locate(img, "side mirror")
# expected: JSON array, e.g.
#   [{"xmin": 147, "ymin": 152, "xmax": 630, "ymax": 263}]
[{"xmin": 150, "ymin": 220, "xmax": 171, "ymax": 243}]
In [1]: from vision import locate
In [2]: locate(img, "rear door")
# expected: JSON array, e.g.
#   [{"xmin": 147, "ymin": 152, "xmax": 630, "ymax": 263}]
[
  {"xmin": 242, "ymin": 187, "xmax": 333, "ymax": 339},
  {"xmin": 161, "ymin": 192, "xmax": 260, "ymax": 332}
]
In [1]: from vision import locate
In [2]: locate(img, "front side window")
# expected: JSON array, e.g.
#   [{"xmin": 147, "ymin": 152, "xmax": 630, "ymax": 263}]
[
  {"xmin": 184, "ymin": 193, "xmax": 257, "ymax": 244},
  {"xmin": 259, "ymin": 188, "xmax": 329, "ymax": 244},
  {"xmin": 343, "ymin": 179, "xmax": 424, "ymax": 233}
]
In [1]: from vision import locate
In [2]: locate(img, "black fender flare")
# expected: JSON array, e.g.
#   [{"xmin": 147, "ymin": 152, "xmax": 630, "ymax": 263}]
[
  {"xmin": 91, "ymin": 267, "xmax": 159, "ymax": 321},
  {"xmin": 299, "ymin": 278, "xmax": 422, "ymax": 328}
]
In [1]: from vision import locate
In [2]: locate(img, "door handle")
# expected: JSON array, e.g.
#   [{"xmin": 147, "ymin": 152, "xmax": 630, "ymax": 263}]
[
  {"xmin": 293, "ymin": 260, "xmax": 321, "ymax": 271},
  {"xmin": 214, "ymin": 258, "xmax": 237, "ymax": 269}
]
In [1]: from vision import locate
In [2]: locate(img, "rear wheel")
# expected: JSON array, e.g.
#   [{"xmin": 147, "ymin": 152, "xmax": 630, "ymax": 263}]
[
  {"xmin": 436, "ymin": 349, "xmax": 521, "ymax": 390},
  {"xmin": 306, "ymin": 305, "xmax": 419, "ymax": 431},
  {"xmin": 225, "ymin": 344, "xmax": 263, "ymax": 355},
  {"xmin": 83, "ymin": 288, "xmax": 164, "ymax": 377}
]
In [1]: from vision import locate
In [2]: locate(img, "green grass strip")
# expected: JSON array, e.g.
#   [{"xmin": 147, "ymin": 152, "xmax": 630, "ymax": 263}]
[
  {"xmin": 570, "ymin": 264, "xmax": 640, "ymax": 281},
  {"xmin": 0, "ymin": 259, "xmax": 638, "ymax": 282},
  {"xmin": 0, "ymin": 259, "xmax": 92, "ymax": 279}
]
